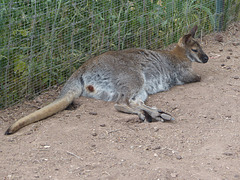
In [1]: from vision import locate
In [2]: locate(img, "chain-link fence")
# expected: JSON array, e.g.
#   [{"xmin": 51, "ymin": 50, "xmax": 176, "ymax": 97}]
[{"xmin": 0, "ymin": 0, "xmax": 239, "ymax": 108}]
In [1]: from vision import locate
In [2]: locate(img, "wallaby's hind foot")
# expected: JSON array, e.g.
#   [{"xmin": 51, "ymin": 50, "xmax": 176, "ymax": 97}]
[
  {"xmin": 136, "ymin": 101, "xmax": 174, "ymax": 122},
  {"xmin": 114, "ymin": 100, "xmax": 174, "ymax": 123},
  {"xmin": 141, "ymin": 109, "xmax": 174, "ymax": 122}
]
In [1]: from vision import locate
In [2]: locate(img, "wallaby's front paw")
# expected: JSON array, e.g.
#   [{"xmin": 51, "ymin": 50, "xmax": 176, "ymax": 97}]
[{"xmin": 195, "ymin": 74, "xmax": 201, "ymax": 82}]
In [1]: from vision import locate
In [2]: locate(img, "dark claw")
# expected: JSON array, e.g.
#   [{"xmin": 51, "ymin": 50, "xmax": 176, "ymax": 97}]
[{"xmin": 143, "ymin": 110, "xmax": 153, "ymax": 122}]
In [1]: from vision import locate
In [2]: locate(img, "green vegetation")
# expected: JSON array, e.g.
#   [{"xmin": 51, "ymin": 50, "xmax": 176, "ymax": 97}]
[{"xmin": 0, "ymin": 0, "xmax": 239, "ymax": 108}]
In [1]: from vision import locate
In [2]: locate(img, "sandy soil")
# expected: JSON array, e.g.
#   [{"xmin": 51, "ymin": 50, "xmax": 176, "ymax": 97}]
[{"xmin": 1, "ymin": 22, "xmax": 240, "ymax": 180}]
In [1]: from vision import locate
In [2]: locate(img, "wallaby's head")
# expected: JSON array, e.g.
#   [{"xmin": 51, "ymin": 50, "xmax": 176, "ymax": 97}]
[{"xmin": 178, "ymin": 25, "xmax": 209, "ymax": 63}]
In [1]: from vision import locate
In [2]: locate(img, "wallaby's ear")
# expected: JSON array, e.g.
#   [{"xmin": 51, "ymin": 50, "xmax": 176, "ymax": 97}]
[
  {"xmin": 181, "ymin": 34, "xmax": 192, "ymax": 45},
  {"xmin": 189, "ymin": 25, "xmax": 198, "ymax": 38}
]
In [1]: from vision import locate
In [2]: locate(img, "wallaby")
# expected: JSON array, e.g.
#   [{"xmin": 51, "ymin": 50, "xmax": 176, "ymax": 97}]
[{"xmin": 5, "ymin": 25, "xmax": 208, "ymax": 135}]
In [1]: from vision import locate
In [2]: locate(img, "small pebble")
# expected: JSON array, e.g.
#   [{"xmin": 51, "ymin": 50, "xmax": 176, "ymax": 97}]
[
  {"xmin": 232, "ymin": 42, "xmax": 240, "ymax": 46},
  {"xmin": 215, "ymin": 34, "xmax": 223, "ymax": 42},
  {"xmin": 91, "ymin": 144, "xmax": 96, "ymax": 148},
  {"xmin": 226, "ymin": 56, "xmax": 231, "ymax": 59},
  {"xmin": 176, "ymin": 155, "xmax": 183, "ymax": 160},
  {"xmin": 152, "ymin": 146, "xmax": 161, "ymax": 150},
  {"xmin": 223, "ymin": 152, "xmax": 233, "ymax": 156},
  {"xmin": 234, "ymin": 174, "xmax": 240, "ymax": 178},
  {"xmin": 170, "ymin": 173, "xmax": 178, "ymax": 178},
  {"xmin": 154, "ymin": 127, "xmax": 160, "ymax": 132},
  {"xmin": 89, "ymin": 112, "xmax": 97, "ymax": 115},
  {"xmin": 145, "ymin": 147, "xmax": 150, "ymax": 151},
  {"xmin": 92, "ymin": 132, "xmax": 97, "ymax": 136},
  {"xmin": 232, "ymin": 76, "xmax": 239, "ymax": 79}
]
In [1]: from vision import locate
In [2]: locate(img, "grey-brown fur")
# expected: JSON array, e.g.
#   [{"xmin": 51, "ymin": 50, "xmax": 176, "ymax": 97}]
[{"xmin": 5, "ymin": 25, "xmax": 208, "ymax": 135}]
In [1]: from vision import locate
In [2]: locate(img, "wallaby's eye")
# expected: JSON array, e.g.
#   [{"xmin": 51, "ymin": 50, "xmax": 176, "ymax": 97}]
[{"xmin": 191, "ymin": 49, "xmax": 198, "ymax": 52}]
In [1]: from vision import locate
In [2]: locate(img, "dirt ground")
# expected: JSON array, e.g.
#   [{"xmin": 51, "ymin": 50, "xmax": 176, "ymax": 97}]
[{"xmin": 1, "ymin": 22, "xmax": 240, "ymax": 180}]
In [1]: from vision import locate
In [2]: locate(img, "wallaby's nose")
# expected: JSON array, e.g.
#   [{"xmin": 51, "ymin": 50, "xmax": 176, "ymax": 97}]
[{"xmin": 202, "ymin": 54, "xmax": 208, "ymax": 63}]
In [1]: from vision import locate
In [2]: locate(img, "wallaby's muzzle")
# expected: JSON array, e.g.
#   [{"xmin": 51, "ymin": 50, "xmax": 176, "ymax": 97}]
[{"xmin": 201, "ymin": 54, "xmax": 209, "ymax": 63}]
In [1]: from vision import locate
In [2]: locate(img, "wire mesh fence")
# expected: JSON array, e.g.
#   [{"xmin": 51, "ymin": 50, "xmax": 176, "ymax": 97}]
[{"xmin": 0, "ymin": 0, "xmax": 239, "ymax": 108}]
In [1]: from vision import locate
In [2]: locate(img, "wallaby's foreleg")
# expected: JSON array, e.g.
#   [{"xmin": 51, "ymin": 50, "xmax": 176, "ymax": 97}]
[{"xmin": 181, "ymin": 72, "xmax": 201, "ymax": 84}]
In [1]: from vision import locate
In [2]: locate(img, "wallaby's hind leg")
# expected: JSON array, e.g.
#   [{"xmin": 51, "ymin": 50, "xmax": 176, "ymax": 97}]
[
  {"xmin": 113, "ymin": 68, "xmax": 174, "ymax": 122},
  {"xmin": 114, "ymin": 104, "xmax": 146, "ymax": 121},
  {"xmin": 114, "ymin": 99, "xmax": 174, "ymax": 122}
]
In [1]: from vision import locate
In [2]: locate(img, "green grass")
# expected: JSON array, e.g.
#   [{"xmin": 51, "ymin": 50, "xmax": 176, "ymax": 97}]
[{"xmin": 0, "ymin": 0, "xmax": 239, "ymax": 108}]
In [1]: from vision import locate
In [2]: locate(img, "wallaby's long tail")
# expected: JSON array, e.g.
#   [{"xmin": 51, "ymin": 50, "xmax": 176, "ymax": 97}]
[{"xmin": 5, "ymin": 93, "xmax": 76, "ymax": 135}]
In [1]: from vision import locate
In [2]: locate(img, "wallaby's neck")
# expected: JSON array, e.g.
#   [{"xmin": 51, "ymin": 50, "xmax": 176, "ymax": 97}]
[
  {"xmin": 155, "ymin": 44, "xmax": 189, "ymax": 64},
  {"xmin": 170, "ymin": 44, "xmax": 188, "ymax": 61}
]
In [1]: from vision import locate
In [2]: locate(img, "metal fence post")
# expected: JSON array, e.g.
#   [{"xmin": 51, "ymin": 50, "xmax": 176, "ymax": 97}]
[{"xmin": 215, "ymin": 0, "xmax": 224, "ymax": 31}]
